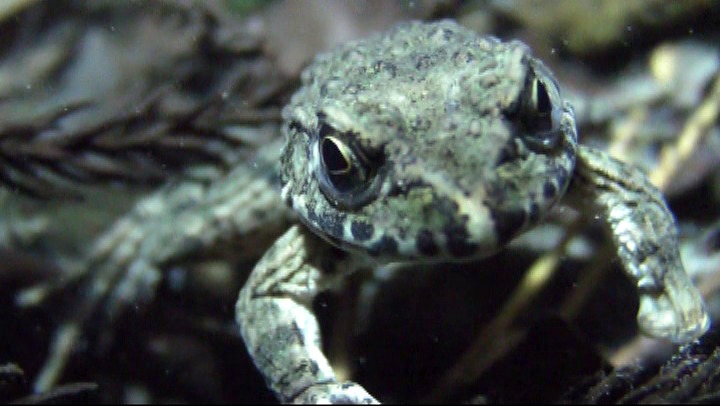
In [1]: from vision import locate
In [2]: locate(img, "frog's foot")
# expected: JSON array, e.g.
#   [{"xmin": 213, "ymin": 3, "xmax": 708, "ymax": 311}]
[
  {"xmin": 573, "ymin": 146, "xmax": 710, "ymax": 343},
  {"xmin": 637, "ymin": 271, "xmax": 710, "ymax": 343},
  {"xmin": 293, "ymin": 382, "xmax": 378, "ymax": 404},
  {"xmin": 238, "ymin": 226, "xmax": 378, "ymax": 404}
]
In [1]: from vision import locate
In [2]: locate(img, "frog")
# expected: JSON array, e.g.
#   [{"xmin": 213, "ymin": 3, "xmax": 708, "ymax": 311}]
[{"xmin": 234, "ymin": 20, "xmax": 710, "ymax": 403}]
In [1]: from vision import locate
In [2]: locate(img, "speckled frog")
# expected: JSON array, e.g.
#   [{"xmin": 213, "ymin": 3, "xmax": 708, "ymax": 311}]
[{"xmin": 236, "ymin": 20, "xmax": 709, "ymax": 403}]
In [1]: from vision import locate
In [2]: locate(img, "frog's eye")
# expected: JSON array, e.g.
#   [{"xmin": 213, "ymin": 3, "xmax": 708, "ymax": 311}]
[
  {"xmin": 320, "ymin": 135, "xmax": 370, "ymax": 192},
  {"xmin": 321, "ymin": 136, "xmax": 353, "ymax": 176},
  {"xmin": 315, "ymin": 123, "xmax": 383, "ymax": 208},
  {"xmin": 517, "ymin": 69, "xmax": 564, "ymax": 151},
  {"xmin": 528, "ymin": 78, "xmax": 553, "ymax": 131}
]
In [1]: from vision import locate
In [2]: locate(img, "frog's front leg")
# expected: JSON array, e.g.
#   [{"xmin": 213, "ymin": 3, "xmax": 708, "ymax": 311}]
[
  {"xmin": 571, "ymin": 146, "xmax": 710, "ymax": 343},
  {"xmin": 236, "ymin": 225, "xmax": 378, "ymax": 404}
]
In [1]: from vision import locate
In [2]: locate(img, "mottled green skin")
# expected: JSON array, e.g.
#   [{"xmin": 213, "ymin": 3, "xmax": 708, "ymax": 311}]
[
  {"xmin": 280, "ymin": 20, "xmax": 576, "ymax": 262},
  {"xmin": 238, "ymin": 20, "xmax": 708, "ymax": 404}
]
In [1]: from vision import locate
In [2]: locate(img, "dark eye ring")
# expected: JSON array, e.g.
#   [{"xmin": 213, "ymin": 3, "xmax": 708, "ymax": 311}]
[{"xmin": 315, "ymin": 123, "xmax": 384, "ymax": 209}]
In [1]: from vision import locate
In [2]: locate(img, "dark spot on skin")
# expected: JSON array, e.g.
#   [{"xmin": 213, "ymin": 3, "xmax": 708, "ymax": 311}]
[
  {"xmin": 492, "ymin": 207, "xmax": 527, "ymax": 245},
  {"xmin": 292, "ymin": 360, "xmax": 309, "ymax": 375},
  {"xmin": 416, "ymin": 229, "xmax": 439, "ymax": 256},
  {"xmin": 543, "ymin": 181, "xmax": 557, "ymax": 199},
  {"xmin": 328, "ymin": 215, "xmax": 346, "ymax": 239},
  {"xmin": 416, "ymin": 55, "xmax": 432, "ymax": 70},
  {"xmin": 351, "ymin": 221, "xmax": 374, "ymax": 241},
  {"xmin": 444, "ymin": 224, "xmax": 479, "ymax": 257},
  {"xmin": 412, "ymin": 117, "xmax": 431, "ymax": 132},
  {"xmin": 452, "ymin": 51, "xmax": 461, "ymax": 64},
  {"xmin": 309, "ymin": 209, "xmax": 345, "ymax": 240},
  {"xmin": 374, "ymin": 60, "xmax": 397, "ymax": 78},
  {"xmin": 368, "ymin": 235, "xmax": 398, "ymax": 257}
]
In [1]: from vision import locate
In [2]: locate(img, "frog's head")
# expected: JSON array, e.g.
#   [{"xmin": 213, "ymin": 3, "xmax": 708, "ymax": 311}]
[{"xmin": 280, "ymin": 21, "xmax": 577, "ymax": 262}]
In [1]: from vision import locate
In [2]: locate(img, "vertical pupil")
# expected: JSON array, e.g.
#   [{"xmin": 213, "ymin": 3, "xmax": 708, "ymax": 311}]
[
  {"xmin": 535, "ymin": 80, "xmax": 552, "ymax": 115},
  {"xmin": 321, "ymin": 138, "xmax": 351, "ymax": 174}
]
